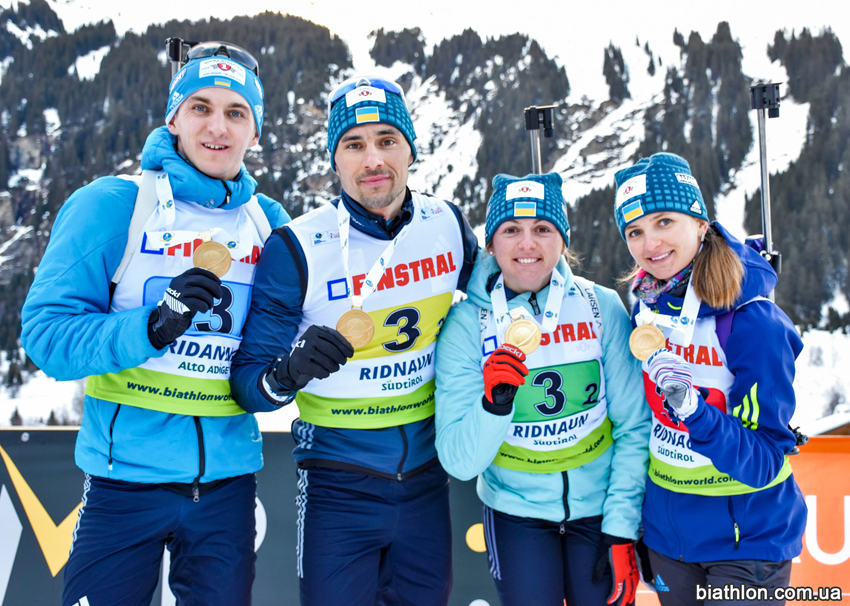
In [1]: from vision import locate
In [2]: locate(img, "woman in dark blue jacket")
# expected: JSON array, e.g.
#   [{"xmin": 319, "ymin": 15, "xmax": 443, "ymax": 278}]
[{"xmin": 613, "ymin": 152, "xmax": 806, "ymax": 606}]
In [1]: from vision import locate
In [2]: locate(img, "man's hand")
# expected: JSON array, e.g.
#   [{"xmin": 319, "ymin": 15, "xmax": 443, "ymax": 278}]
[
  {"xmin": 148, "ymin": 267, "xmax": 222, "ymax": 350},
  {"xmin": 482, "ymin": 344, "xmax": 528, "ymax": 413},
  {"xmin": 647, "ymin": 349, "xmax": 700, "ymax": 420},
  {"xmin": 273, "ymin": 325, "xmax": 355, "ymax": 391}
]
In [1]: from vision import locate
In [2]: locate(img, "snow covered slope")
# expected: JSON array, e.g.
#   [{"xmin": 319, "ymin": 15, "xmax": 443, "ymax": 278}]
[{"xmin": 1, "ymin": 0, "xmax": 848, "ymax": 435}]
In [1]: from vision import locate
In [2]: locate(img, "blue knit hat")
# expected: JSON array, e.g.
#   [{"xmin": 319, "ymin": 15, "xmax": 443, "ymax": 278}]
[
  {"xmin": 614, "ymin": 152, "xmax": 709, "ymax": 239},
  {"xmin": 327, "ymin": 76, "xmax": 417, "ymax": 170},
  {"xmin": 485, "ymin": 173, "xmax": 570, "ymax": 246},
  {"xmin": 165, "ymin": 51, "xmax": 265, "ymax": 137}
]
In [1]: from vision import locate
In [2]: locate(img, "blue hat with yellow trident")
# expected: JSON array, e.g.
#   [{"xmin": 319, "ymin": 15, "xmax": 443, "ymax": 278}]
[
  {"xmin": 485, "ymin": 172, "xmax": 571, "ymax": 246},
  {"xmin": 614, "ymin": 152, "xmax": 709, "ymax": 240},
  {"xmin": 165, "ymin": 41, "xmax": 265, "ymax": 137},
  {"xmin": 326, "ymin": 76, "xmax": 417, "ymax": 171}
]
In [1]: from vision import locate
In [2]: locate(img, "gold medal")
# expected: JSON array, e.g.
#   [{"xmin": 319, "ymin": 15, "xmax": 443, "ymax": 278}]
[
  {"xmin": 504, "ymin": 318, "xmax": 542, "ymax": 355},
  {"xmin": 337, "ymin": 308, "xmax": 375, "ymax": 350},
  {"xmin": 629, "ymin": 324, "xmax": 666, "ymax": 361},
  {"xmin": 193, "ymin": 231, "xmax": 232, "ymax": 278}
]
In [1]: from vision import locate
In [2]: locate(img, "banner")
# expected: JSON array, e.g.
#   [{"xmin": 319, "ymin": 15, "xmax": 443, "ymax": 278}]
[
  {"xmin": 0, "ymin": 429, "xmax": 498, "ymax": 606},
  {"xmin": 637, "ymin": 437, "xmax": 850, "ymax": 605},
  {"xmin": 0, "ymin": 430, "xmax": 847, "ymax": 606}
]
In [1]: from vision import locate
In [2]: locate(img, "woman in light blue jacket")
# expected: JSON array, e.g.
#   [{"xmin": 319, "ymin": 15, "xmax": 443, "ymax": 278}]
[{"xmin": 435, "ymin": 173, "xmax": 650, "ymax": 606}]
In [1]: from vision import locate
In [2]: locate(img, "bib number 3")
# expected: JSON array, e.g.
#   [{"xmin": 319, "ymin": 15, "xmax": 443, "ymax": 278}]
[
  {"xmin": 382, "ymin": 307, "xmax": 421, "ymax": 353},
  {"xmin": 194, "ymin": 285, "xmax": 234, "ymax": 334},
  {"xmin": 532, "ymin": 372, "xmax": 600, "ymax": 416}
]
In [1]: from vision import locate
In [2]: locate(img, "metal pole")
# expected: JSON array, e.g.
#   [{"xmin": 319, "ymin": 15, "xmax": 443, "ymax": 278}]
[
  {"xmin": 529, "ymin": 130, "xmax": 543, "ymax": 174},
  {"xmin": 524, "ymin": 105, "xmax": 557, "ymax": 175},
  {"xmin": 749, "ymin": 83, "xmax": 782, "ymax": 281},
  {"xmin": 755, "ymin": 109, "xmax": 774, "ymax": 257}
]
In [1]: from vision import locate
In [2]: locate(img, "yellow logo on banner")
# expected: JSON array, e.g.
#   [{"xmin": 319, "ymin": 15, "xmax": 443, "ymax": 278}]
[{"xmin": 0, "ymin": 445, "xmax": 82, "ymax": 576}]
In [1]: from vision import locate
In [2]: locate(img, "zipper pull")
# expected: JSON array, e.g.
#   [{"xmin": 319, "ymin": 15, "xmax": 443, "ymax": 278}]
[
  {"xmin": 397, "ymin": 473, "xmax": 403, "ymax": 482},
  {"xmin": 192, "ymin": 484, "xmax": 200, "ymax": 503},
  {"xmin": 108, "ymin": 458, "xmax": 113, "ymax": 471},
  {"xmin": 529, "ymin": 292, "xmax": 541, "ymax": 315},
  {"xmin": 559, "ymin": 523, "xmax": 565, "ymax": 535},
  {"xmin": 733, "ymin": 522, "xmax": 740, "ymax": 550}
]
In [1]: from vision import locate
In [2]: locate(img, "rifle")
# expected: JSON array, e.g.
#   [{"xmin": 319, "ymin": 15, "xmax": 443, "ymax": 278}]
[{"xmin": 165, "ymin": 37, "xmax": 198, "ymax": 79}]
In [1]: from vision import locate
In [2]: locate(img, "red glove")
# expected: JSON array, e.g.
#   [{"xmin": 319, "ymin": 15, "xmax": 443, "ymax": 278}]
[
  {"xmin": 482, "ymin": 344, "xmax": 528, "ymax": 403},
  {"xmin": 605, "ymin": 543, "xmax": 639, "ymax": 606}
]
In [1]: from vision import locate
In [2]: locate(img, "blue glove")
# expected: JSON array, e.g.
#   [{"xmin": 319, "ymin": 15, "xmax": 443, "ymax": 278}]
[{"xmin": 647, "ymin": 349, "xmax": 699, "ymax": 420}]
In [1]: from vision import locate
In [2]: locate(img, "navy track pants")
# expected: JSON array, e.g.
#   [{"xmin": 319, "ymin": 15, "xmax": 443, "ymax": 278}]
[
  {"xmin": 296, "ymin": 465, "xmax": 452, "ymax": 606},
  {"xmin": 62, "ymin": 473, "xmax": 257, "ymax": 606},
  {"xmin": 483, "ymin": 506, "xmax": 613, "ymax": 606},
  {"xmin": 648, "ymin": 548, "xmax": 793, "ymax": 606}
]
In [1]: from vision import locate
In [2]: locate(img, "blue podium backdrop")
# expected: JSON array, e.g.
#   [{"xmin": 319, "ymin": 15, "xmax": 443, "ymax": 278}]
[{"xmin": 0, "ymin": 429, "xmax": 499, "ymax": 606}]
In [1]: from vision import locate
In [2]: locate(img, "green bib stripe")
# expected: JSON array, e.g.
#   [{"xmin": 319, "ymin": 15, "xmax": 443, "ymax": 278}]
[
  {"xmin": 649, "ymin": 454, "xmax": 793, "ymax": 496},
  {"xmin": 86, "ymin": 367, "xmax": 245, "ymax": 416},
  {"xmin": 494, "ymin": 416, "xmax": 613, "ymax": 473},
  {"xmin": 296, "ymin": 379, "xmax": 436, "ymax": 429},
  {"xmin": 511, "ymin": 360, "xmax": 603, "ymax": 422}
]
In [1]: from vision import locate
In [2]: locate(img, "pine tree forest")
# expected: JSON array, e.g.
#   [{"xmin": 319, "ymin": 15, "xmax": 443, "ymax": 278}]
[{"xmin": 1, "ymin": 2, "xmax": 849, "ymax": 384}]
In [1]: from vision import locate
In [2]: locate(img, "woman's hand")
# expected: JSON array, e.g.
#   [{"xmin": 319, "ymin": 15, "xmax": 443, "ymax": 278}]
[
  {"xmin": 482, "ymin": 344, "xmax": 529, "ymax": 413},
  {"xmin": 647, "ymin": 349, "xmax": 699, "ymax": 421}
]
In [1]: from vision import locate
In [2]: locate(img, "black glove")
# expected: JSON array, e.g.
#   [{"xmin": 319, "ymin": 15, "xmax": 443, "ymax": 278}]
[
  {"xmin": 271, "ymin": 325, "xmax": 354, "ymax": 391},
  {"xmin": 148, "ymin": 267, "xmax": 222, "ymax": 350}
]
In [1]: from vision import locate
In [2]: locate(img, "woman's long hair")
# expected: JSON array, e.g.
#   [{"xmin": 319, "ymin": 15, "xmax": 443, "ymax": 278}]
[
  {"xmin": 620, "ymin": 223, "xmax": 743, "ymax": 309},
  {"xmin": 692, "ymin": 224, "xmax": 744, "ymax": 309}
]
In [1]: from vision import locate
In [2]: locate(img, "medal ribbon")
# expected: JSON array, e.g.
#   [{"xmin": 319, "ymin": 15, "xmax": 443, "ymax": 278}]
[
  {"xmin": 144, "ymin": 172, "xmax": 254, "ymax": 259},
  {"xmin": 490, "ymin": 269, "xmax": 565, "ymax": 345},
  {"xmin": 337, "ymin": 200, "xmax": 414, "ymax": 308},
  {"xmin": 634, "ymin": 278, "xmax": 702, "ymax": 347}
]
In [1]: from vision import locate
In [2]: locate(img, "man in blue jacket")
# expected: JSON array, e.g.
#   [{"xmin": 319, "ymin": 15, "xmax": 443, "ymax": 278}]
[
  {"xmin": 21, "ymin": 41, "xmax": 289, "ymax": 606},
  {"xmin": 230, "ymin": 76, "xmax": 479, "ymax": 605}
]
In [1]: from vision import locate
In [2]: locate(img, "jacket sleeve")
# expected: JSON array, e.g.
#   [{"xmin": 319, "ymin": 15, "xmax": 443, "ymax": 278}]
[
  {"xmin": 446, "ymin": 202, "xmax": 480, "ymax": 294},
  {"xmin": 21, "ymin": 178, "xmax": 165, "ymax": 381},
  {"xmin": 230, "ymin": 226, "xmax": 306, "ymax": 413},
  {"xmin": 596, "ymin": 285, "xmax": 652, "ymax": 541},
  {"xmin": 435, "ymin": 301, "xmax": 513, "ymax": 481},
  {"xmin": 256, "ymin": 193, "xmax": 291, "ymax": 230},
  {"xmin": 684, "ymin": 300, "xmax": 802, "ymax": 488}
]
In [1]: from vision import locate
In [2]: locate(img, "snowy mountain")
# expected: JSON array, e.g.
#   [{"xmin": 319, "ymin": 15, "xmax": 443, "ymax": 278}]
[{"xmin": 0, "ymin": 1, "xmax": 847, "ymax": 435}]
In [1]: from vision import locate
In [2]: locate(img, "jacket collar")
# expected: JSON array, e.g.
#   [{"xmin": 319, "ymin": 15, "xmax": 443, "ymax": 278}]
[
  {"xmin": 467, "ymin": 253, "xmax": 575, "ymax": 312},
  {"xmin": 139, "ymin": 126, "xmax": 258, "ymax": 210},
  {"xmin": 335, "ymin": 188, "xmax": 414, "ymax": 241}
]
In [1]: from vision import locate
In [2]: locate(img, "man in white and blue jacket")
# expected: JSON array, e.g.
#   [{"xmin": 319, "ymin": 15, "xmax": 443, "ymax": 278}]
[
  {"xmin": 230, "ymin": 76, "xmax": 478, "ymax": 605},
  {"xmin": 21, "ymin": 41, "xmax": 289, "ymax": 606}
]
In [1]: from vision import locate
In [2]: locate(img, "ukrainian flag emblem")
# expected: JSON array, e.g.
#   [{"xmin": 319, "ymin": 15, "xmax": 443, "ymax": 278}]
[
  {"xmin": 514, "ymin": 201, "xmax": 537, "ymax": 217},
  {"xmin": 621, "ymin": 199, "xmax": 644, "ymax": 222},
  {"xmin": 356, "ymin": 106, "xmax": 380, "ymax": 124},
  {"xmin": 214, "ymin": 79, "xmax": 231, "ymax": 88}
]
